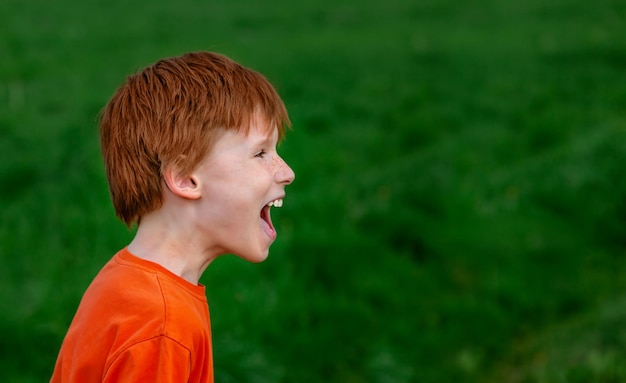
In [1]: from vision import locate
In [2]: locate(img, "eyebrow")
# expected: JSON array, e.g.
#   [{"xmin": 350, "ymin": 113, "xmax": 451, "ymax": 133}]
[
  {"xmin": 250, "ymin": 136, "xmax": 270, "ymax": 147},
  {"xmin": 252, "ymin": 130, "xmax": 277, "ymax": 146}
]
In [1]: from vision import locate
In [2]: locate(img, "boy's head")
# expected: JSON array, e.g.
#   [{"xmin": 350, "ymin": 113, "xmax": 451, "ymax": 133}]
[{"xmin": 100, "ymin": 52, "xmax": 290, "ymax": 226}]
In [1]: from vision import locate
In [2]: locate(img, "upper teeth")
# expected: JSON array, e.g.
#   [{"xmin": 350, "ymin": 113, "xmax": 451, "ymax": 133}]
[{"xmin": 268, "ymin": 199, "xmax": 283, "ymax": 208}]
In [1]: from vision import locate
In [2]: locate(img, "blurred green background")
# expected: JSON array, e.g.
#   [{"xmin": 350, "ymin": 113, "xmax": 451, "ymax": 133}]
[{"xmin": 1, "ymin": 0, "xmax": 626, "ymax": 382}]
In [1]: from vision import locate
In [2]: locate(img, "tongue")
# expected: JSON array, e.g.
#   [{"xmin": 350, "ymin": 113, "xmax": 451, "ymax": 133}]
[{"xmin": 261, "ymin": 205, "xmax": 276, "ymax": 236}]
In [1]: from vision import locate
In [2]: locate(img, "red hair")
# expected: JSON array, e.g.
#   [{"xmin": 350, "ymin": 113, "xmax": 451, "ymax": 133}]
[{"xmin": 100, "ymin": 52, "xmax": 290, "ymax": 226}]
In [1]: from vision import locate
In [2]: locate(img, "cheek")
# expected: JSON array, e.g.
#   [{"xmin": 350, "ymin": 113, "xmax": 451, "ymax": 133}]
[{"xmin": 202, "ymin": 165, "xmax": 270, "ymax": 210}]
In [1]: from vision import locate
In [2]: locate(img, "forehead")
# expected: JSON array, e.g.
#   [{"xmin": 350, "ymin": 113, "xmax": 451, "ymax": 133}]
[
  {"xmin": 198, "ymin": 110, "xmax": 279, "ymax": 163},
  {"xmin": 210, "ymin": 122, "xmax": 277, "ymax": 153}
]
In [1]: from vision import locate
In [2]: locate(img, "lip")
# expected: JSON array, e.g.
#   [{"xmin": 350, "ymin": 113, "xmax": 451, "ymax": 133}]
[
  {"xmin": 260, "ymin": 194, "xmax": 285, "ymax": 240},
  {"xmin": 263, "ymin": 194, "xmax": 286, "ymax": 207}
]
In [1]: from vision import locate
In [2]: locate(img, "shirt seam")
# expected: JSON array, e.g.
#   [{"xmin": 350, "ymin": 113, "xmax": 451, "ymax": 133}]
[{"xmin": 103, "ymin": 334, "xmax": 192, "ymax": 379}]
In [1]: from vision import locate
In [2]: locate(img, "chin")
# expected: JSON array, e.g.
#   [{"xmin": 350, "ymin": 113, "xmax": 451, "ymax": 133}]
[{"xmin": 237, "ymin": 249, "xmax": 270, "ymax": 263}]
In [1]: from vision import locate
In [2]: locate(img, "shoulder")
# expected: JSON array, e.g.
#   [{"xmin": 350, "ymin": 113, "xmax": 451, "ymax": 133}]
[
  {"xmin": 54, "ymin": 251, "xmax": 213, "ymax": 382},
  {"xmin": 81, "ymin": 254, "xmax": 166, "ymax": 319}
]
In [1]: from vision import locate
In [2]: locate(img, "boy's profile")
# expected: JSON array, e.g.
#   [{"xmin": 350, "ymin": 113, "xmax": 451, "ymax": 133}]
[{"xmin": 50, "ymin": 51, "xmax": 295, "ymax": 382}]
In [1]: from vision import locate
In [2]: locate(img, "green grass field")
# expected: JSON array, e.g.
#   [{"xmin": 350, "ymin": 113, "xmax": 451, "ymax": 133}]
[{"xmin": 1, "ymin": 0, "xmax": 626, "ymax": 381}]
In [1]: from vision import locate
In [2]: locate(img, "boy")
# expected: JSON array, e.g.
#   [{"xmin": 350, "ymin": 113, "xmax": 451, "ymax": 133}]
[{"xmin": 50, "ymin": 51, "xmax": 295, "ymax": 382}]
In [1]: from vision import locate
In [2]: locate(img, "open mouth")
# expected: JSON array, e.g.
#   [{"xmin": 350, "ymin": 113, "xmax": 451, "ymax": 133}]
[{"xmin": 260, "ymin": 198, "xmax": 284, "ymax": 238}]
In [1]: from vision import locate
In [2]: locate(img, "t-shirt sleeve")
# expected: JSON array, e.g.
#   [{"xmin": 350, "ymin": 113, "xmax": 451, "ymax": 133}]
[{"xmin": 103, "ymin": 336, "xmax": 191, "ymax": 382}]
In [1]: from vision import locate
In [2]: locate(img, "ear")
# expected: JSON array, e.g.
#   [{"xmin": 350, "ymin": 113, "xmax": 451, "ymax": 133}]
[{"xmin": 162, "ymin": 166, "xmax": 201, "ymax": 200}]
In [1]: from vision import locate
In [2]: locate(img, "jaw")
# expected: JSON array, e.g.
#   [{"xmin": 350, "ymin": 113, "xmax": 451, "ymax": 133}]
[
  {"xmin": 236, "ymin": 230, "xmax": 272, "ymax": 263},
  {"xmin": 229, "ymin": 201, "xmax": 281, "ymax": 263},
  {"xmin": 228, "ymin": 214, "xmax": 274, "ymax": 264}
]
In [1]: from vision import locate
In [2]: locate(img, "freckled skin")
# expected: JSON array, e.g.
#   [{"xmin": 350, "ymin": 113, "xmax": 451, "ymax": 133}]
[{"xmin": 190, "ymin": 117, "xmax": 295, "ymax": 263}]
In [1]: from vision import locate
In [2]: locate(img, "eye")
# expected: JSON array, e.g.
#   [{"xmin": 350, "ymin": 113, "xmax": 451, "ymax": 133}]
[{"xmin": 255, "ymin": 150, "xmax": 267, "ymax": 158}]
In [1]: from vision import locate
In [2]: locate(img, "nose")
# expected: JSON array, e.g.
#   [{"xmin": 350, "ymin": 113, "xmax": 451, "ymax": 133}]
[{"xmin": 274, "ymin": 155, "xmax": 295, "ymax": 185}]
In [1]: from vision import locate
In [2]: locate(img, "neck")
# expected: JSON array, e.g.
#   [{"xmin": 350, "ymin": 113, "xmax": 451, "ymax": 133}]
[{"xmin": 127, "ymin": 212, "xmax": 220, "ymax": 285}]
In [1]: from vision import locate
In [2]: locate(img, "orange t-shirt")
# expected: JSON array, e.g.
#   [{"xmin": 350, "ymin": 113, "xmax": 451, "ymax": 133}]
[{"xmin": 50, "ymin": 248, "xmax": 214, "ymax": 382}]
